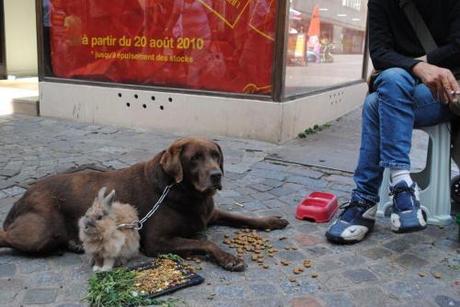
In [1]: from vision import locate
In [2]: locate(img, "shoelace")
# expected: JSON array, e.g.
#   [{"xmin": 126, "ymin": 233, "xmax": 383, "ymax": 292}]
[
  {"xmin": 389, "ymin": 185, "xmax": 415, "ymax": 198},
  {"xmin": 338, "ymin": 200, "xmax": 371, "ymax": 220}
]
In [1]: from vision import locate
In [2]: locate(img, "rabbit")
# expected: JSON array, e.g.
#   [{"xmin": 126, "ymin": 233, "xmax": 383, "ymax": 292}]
[{"xmin": 78, "ymin": 187, "xmax": 140, "ymax": 272}]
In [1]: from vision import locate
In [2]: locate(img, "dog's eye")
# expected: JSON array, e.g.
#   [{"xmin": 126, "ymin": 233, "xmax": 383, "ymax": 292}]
[
  {"xmin": 191, "ymin": 153, "xmax": 202, "ymax": 162},
  {"xmin": 97, "ymin": 215, "xmax": 103, "ymax": 220},
  {"xmin": 211, "ymin": 151, "xmax": 220, "ymax": 160}
]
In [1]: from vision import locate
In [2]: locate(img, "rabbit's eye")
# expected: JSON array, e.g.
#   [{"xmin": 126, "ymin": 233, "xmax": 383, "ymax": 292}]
[{"xmin": 97, "ymin": 215, "xmax": 103, "ymax": 220}]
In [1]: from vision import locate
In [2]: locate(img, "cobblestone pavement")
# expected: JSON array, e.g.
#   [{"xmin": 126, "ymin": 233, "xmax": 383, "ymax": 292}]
[{"xmin": 0, "ymin": 114, "xmax": 459, "ymax": 307}]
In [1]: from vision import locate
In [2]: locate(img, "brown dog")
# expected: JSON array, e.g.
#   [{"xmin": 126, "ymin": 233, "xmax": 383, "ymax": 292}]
[{"xmin": 0, "ymin": 137, "xmax": 288, "ymax": 271}]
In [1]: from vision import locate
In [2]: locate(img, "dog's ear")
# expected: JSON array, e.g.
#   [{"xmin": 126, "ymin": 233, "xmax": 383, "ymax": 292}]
[
  {"xmin": 160, "ymin": 143, "xmax": 183, "ymax": 183},
  {"xmin": 215, "ymin": 142, "xmax": 224, "ymax": 174}
]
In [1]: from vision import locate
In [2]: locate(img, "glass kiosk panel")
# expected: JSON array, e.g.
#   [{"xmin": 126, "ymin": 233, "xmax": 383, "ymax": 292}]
[
  {"xmin": 42, "ymin": 0, "xmax": 277, "ymax": 95},
  {"xmin": 285, "ymin": 0, "xmax": 368, "ymax": 96}
]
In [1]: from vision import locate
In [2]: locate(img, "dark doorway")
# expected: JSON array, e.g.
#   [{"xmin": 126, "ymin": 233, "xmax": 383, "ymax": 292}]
[{"xmin": 0, "ymin": 0, "xmax": 6, "ymax": 79}]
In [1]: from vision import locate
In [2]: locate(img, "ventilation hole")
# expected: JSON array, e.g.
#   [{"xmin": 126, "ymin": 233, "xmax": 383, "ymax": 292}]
[
  {"xmin": 126, "ymin": 102, "xmax": 131, "ymax": 107},
  {"xmin": 151, "ymin": 96, "xmax": 156, "ymax": 101},
  {"xmin": 160, "ymin": 105, "xmax": 164, "ymax": 110},
  {"xmin": 118, "ymin": 93, "xmax": 122, "ymax": 98},
  {"xmin": 134, "ymin": 94, "xmax": 138, "ymax": 99},
  {"xmin": 142, "ymin": 104, "xmax": 147, "ymax": 109},
  {"xmin": 168, "ymin": 97, "xmax": 173, "ymax": 102}
]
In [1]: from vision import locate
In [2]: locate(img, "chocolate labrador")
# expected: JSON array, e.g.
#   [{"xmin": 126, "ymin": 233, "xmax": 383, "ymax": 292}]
[{"xmin": 0, "ymin": 137, "xmax": 288, "ymax": 271}]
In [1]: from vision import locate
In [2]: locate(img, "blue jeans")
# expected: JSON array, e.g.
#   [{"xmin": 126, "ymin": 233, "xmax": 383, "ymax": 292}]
[{"xmin": 352, "ymin": 68, "xmax": 454, "ymax": 204}]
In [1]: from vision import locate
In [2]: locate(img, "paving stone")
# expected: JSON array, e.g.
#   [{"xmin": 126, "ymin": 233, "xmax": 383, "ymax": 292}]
[
  {"xmin": 0, "ymin": 263, "xmax": 16, "ymax": 279},
  {"xmin": 361, "ymin": 247, "xmax": 393, "ymax": 260},
  {"xmin": 383, "ymin": 238, "xmax": 414, "ymax": 253},
  {"xmin": 250, "ymin": 183, "xmax": 274, "ymax": 192},
  {"xmin": 321, "ymin": 293, "xmax": 356, "ymax": 307},
  {"xmin": 23, "ymin": 288, "xmax": 58, "ymax": 305},
  {"xmin": 215, "ymin": 285, "xmax": 246, "ymax": 299},
  {"xmin": 383, "ymin": 280, "xmax": 426, "ymax": 300},
  {"xmin": 324, "ymin": 175, "xmax": 354, "ymax": 185},
  {"xmin": 435, "ymin": 295, "xmax": 460, "ymax": 307},
  {"xmin": 279, "ymin": 280, "xmax": 318, "ymax": 296},
  {"xmin": 350, "ymin": 287, "xmax": 391, "ymax": 307},
  {"xmin": 26, "ymin": 271, "xmax": 65, "ymax": 286},
  {"xmin": 0, "ymin": 278, "xmax": 23, "ymax": 304},
  {"xmin": 247, "ymin": 283, "xmax": 280, "ymax": 296},
  {"xmin": 342, "ymin": 269, "xmax": 378, "ymax": 284},
  {"xmin": 261, "ymin": 178, "xmax": 284, "ymax": 188},
  {"xmin": 394, "ymin": 254, "xmax": 430, "ymax": 269},
  {"xmin": 290, "ymin": 295, "xmax": 324, "ymax": 307},
  {"xmin": 286, "ymin": 166, "xmax": 324, "ymax": 179},
  {"xmin": 0, "ymin": 186, "xmax": 26, "ymax": 197},
  {"xmin": 286, "ymin": 176, "xmax": 328, "ymax": 189}
]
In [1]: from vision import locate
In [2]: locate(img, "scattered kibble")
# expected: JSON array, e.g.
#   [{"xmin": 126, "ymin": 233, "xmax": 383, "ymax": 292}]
[
  {"xmin": 418, "ymin": 272, "xmax": 427, "ymax": 277},
  {"xmin": 223, "ymin": 229, "xmax": 278, "ymax": 264},
  {"xmin": 311, "ymin": 273, "xmax": 319, "ymax": 278},
  {"xmin": 432, "ymin": 272, "xmax": 442, "ymax": 279}
]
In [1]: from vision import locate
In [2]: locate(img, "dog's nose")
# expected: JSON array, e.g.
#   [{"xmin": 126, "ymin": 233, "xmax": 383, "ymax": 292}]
[{"xmin": 210, "ymin": 170, "xmax": 222, "ymax": 183}]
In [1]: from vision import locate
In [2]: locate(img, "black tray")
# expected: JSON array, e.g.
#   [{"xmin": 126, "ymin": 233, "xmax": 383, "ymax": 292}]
[{"xmin": 128, "ymin": 260, "xmax": 204, "ymax": 299}]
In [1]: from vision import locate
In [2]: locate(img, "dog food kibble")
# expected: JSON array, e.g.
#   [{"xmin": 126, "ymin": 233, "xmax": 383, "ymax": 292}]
[
  {"xmin": 263, "ymin": 264, "xmax": 269, "ymax": 269},
  {"xmin": 311, "ymin": 273, "xmax": 319, "ymax": 278},
  {"xmin": 289, "ymin": 277, "xmax": 297, "ymax": 283},
  {"xmin": 432, "ymin": 272, "xmax": 442, "ymax": 279},
  {"xmin": 224, "ymin": 229, "xmax": 277, "ymax": 262},
  {"xmin": 280, "ymin": 260, "xmax": 290, "ymax": 266},
  {"xmin": 303, "ymin": 260, "xmax": 312, "ymax": 268}
]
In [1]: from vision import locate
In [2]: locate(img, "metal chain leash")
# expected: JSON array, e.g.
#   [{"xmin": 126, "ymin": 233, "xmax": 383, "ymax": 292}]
[{"xmin": 117, "ymin": 184, "xmax": 175, "ymax": 230}]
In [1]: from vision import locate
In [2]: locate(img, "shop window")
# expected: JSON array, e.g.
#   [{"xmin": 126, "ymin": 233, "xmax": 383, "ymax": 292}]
[
  {"xmin": 286, "ymin": 0, "xmax": 367, "ymax": 96},
  {"xmin": 41, "ymin": 0, "xmax": 277, "ymax": 95}
]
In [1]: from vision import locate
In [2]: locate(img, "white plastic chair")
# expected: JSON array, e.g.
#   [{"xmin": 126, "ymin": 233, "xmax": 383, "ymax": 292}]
[{"xmin": 377, "ymin": 123, "xmax": 453, "ymax": 226}]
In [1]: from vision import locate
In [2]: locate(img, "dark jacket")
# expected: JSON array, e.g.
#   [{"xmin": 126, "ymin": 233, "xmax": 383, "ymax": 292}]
[
  {"xmin": 368, "ymin": 0, "xmax": 460, "ymax": 166},
  {"xmin": 368, "ymin": 0, "xmax": 460, "ymax": 73}
]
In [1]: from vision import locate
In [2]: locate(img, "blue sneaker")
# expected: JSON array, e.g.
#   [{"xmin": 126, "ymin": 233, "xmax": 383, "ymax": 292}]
[
  {"xmin": 326, "ymin": 201, "xmax": 377, "ymax": 244},
  {"xmin": 390, "ymin": 181, "xmax": 427, "ymax": 233}
]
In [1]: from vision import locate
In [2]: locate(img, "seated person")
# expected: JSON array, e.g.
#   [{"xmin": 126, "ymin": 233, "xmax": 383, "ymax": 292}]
[{"xmin": 326, "ymin": 0, "xmax": 460, "ymax": 244}]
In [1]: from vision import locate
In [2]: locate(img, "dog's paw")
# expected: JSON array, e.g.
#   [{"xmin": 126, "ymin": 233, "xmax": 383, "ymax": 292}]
[
  {"xmin": 263, "ymin": 216, "xmax": 289, "ymax": 230},
  {"xmin": 68, "ymin": 240, "xmax": 85, "ymax": 254},
  {"xmin": 217, "ymin": 253, "xmax": 246, "ymax": 272}
]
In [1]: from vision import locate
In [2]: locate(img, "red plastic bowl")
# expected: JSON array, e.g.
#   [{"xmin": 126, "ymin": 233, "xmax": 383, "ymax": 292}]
[{"xmin": 295, "ymin": 192, "xmax": 338, "ymax": 223}]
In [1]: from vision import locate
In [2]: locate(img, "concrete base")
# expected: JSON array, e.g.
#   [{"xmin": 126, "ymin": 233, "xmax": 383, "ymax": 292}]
[
  {"xmin": 39, "ymin": 81, "xmax": 367, "ymax": 143},
  {"xmin": 12, "ymin": 96, "xmax": 39, "ymax": 116}
]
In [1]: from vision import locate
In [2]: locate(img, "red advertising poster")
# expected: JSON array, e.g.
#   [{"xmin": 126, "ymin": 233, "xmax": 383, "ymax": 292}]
[{"xmin": 49, "ymin": 0, "xmax": 276, "ymax": 94}]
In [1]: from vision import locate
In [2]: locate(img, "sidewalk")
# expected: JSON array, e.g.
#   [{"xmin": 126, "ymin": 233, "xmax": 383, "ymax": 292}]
[{"xmin": 0, "ymin": 111, "xmax": 459, "ymax": 307}]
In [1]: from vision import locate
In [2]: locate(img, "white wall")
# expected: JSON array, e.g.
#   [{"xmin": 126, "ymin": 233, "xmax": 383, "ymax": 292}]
[
  {"xmin": 39, "ymin": 82, "xmax": 367, "ymax": 143},
  {"xmin": 4, "ymin": 0, "xmax": 38, "ymax": 76}
]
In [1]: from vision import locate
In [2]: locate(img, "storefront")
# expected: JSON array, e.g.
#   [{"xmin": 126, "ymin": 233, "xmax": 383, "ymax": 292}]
[{"xmin": 38, "ymin": 0, "xmax": 369, "ymax": 143}]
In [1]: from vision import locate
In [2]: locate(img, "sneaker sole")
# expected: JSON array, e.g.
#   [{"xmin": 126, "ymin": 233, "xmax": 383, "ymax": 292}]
[
  {"xmin": 325, "ymin": 230, "xmax": 369, "ymax": 245},
  {"xmin": 391, "ymin": 224, "xmax": 427, "ymax": 234}
]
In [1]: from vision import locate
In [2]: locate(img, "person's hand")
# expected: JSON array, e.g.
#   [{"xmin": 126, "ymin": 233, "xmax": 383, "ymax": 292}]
[{"xmin": 412, "ymin": 62, "xmax": 460, "ymax": 104}]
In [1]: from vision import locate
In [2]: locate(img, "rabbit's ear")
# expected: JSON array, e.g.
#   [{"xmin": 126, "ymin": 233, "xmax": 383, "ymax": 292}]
[
  {"xmin": 104, "ymin": 189, "xmax": 116, "ymax": 207},
  {"xmin": 97, "ymin": 187, "xmax": 107, "ymax": 201}
]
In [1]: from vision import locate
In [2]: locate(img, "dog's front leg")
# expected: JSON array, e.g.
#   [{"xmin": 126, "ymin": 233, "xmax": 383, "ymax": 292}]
[
  {"xmin": 145, "ymin": 237, "xmax": 245, "ymax": 272},
  {"xmin": 209, "ymin": 209, "xmax": 289, "ymax": 230}
]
